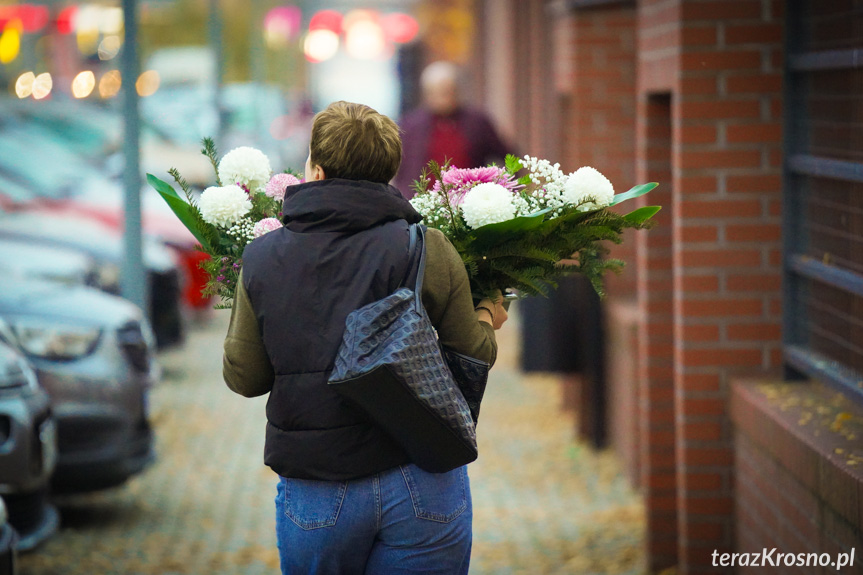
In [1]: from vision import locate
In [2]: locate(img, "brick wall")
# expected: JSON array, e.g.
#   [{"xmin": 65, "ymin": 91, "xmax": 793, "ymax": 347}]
[{"xmin": 672, "ymin": 1, "xmax": 785, "ymax": 571}]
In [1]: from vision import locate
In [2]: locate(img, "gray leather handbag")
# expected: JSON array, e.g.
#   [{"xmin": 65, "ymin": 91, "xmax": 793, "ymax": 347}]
[{"xmin": 328, "ymin": 224, "xmax": 486, "ymax": 473}]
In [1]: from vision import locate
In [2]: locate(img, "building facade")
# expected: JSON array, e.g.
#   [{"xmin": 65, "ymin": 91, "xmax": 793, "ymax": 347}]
[{"xmin": 472, "ymin": 0, "xmax": 863, "ymax": 572}]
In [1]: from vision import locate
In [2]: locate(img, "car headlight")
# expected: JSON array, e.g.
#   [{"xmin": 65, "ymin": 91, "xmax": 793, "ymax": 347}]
[
  {"xmin": 93, "ymin": 263, "xmax": 121, "ymax": 293},
  {"xmin": 10, "ymin": 320, "xmax": 102, "ymax": 361},
  {"xmin": 0, "ymin": 349, "xmax": 39, "ymax": 391}
]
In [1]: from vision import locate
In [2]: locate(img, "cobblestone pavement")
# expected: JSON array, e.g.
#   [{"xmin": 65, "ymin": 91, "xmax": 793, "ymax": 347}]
[{"xmin": 19, "ymin": 308, "xmax": 644, "ymax": 575}]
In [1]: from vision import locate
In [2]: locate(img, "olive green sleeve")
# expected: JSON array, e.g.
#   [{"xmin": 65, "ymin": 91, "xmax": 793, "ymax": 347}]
[
  {"xmin": 421, "ymin": 228, "xmax": 498, "ymax": 367},
  {"xmin": 222, "ymin": 269, "xmax": 275, "ymax": 397}
]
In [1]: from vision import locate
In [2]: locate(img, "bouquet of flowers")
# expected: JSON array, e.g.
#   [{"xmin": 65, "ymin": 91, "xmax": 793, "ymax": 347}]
[
  {"xmin": 149, "ymin": 140, "xmax": 658, "ymax": 309},
  {"xmin": 408, "ymin": 155, "xmax": 660, "ymax": 299},
  {"xmin": 146, "ymin": 139, "xmax": 301, "ymax": 308}
]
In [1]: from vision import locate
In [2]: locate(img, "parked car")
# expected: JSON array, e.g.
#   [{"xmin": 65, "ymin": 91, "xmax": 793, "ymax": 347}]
[
  {"xmin": 0, "ymin": 99, "xmax": 213, "ymax": 312},
  {"xmin": 0, "ymin": 497, "xmax": 16, "ymax": 575},
  {"xmin": 0, "ymin": 207, "xmax": 185, "ymax": 349},
  {"xmin": 0, "ymin": 340, "xmax": 57, "ymax": 551},
  {"xmin": 0, "ymin": 280, "xmax": 157, "ymax": 493},
  {"xmin": 2, "ymin": 238, "xmax": 98, "ymax": 289},
  {"xmin": 0, "ymin": 113, "xmax": 193, "ymax": 341}
]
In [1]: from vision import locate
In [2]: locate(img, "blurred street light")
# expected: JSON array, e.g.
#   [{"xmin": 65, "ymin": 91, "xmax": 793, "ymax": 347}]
[
  {"xmin": 99, "ymin": 70, "xmax": 121, "ymax": 98},
  {"xmin": 31, "ymin": 72, "xmax": 51, "ymax": 99},
  {"xmin": 304, "ymin": 29, "xmax": 339, "ymax": 63},
  {"xmin": 98, "ymin": 35, "xmax": 122, "ymax": 60},
  {"xmin": 14, "ymin": 71, "xmax": 34, "ymax": 98},
  {"xmin": 0, "ymin": 20, "xmax": 21, "ymax": 63},
  {"xmin": 135, "ymin": 70, "xmax": 159, "ymax": 97},
  {"xmin": 344, "ymin": 11, "xmax": 386, "ymax": 60},
  {"xmin": 72, "ymin": 71, "xmax": 96, "ymax": 98}
]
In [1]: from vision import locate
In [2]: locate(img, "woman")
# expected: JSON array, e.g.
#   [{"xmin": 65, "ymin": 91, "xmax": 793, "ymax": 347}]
[{"xmin": 222, "ymin": 101, "xmax": 507, "ymax": 574}]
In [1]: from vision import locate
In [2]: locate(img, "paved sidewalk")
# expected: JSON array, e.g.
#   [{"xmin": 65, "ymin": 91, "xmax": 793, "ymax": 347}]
[{"xmin": 19, "ymin": 309, "xmax": 644, "ymax": 575}]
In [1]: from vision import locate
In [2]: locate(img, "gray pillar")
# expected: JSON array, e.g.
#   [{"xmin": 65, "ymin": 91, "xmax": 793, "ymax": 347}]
[{"xmin": 120, "ymin": 0, "xmax": 147, "ymax": 311}]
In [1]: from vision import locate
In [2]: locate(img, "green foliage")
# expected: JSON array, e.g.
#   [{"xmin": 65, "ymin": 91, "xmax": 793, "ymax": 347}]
[
  {"xmin": 411, "ymin": 159, "xmax": 662, "ymax": 300},
  {"xmin": 504, "ymin": 154, "xmax": 523, "ymax": 175},
  {"xmin": 148, "ymin": 137, "xmax": 291, "ymax": 308},
  {"xmin": 201, "ymin": 138, "xmax": 222, "ymax": 186}
]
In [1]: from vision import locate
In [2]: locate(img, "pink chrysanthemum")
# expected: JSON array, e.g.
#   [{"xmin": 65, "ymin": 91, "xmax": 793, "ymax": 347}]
[
  {"xmin": 265, "ymin": 173, "xmax": 301, "ymax": 201},
  {"xmin": 253, "ymin": 217, "xmax": 283, "ymax": 238},
  {"xmin": 433, "ymin": 166, "xmax": 520, "ymax": 205}
]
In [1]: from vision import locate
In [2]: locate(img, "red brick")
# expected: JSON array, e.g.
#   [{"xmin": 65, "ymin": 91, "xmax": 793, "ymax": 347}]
[
  {"xmin": 771, "ymin": 48, "xmax": 784, "ymax": 70},
  {"xmin": 680, "ymin": 249, "xmax": 763, "ymax": 268},
  {"xmin": 687, "ymin": 521, "xmax": 727, "ymax": 541},
  {"xmin": 682, "ymin": 24, "xmax": 719, "ymax": 46},
  {"xmin": 679, "ymin": 175, "xmax": 718, "ymax": 194},
  {"xmin": 726, "ymin": 123, "xmax": 783, "ymax": 144},
  {"xmin": 686, "ymin": 497, "xmax": 735, "ymax": 516},
  {"xmin": 769, "ymin": 297, "xmax": 782, "ymax": 315},
  {"xmin": 768, "ymin": 198, "xmax": 782, "ymax": 216},
  {"xmin": 681, "ymin": 1, "xmax": 764, "ymax": 21},
  {"xmin": 681, "ymin": 297, "xmax": 763, "ymax": 317},
  {"xmin": 679, "ymin": 124, "xmax": 718, "ymax": 145},
  {"xmin": 768, "ymin": 247, "xmax": 782, "ymax": 266},
  {"xmin": 727, "ymin": 322, "xmax": 782, "ymax": 341},
  {"xmin": 681, "ymin": 397, "xmax": 727, "ymax": 417},
  {"xmin": 681, "ymin": 274, "xmax": 720, "ymax": 292},
  {"xmin": 683, "ymin": 448, "xmax": 734, "ymax": 467},
  {"xmin": 682, "ymin": 373, "xmax": 721, "ymax": 392},
  {"xmin": 725, "ymin": 23, "xmax": 783, "ymax": 45},
  {"xmin": 683, "ymin": 324, "xmax": 721, "ymax": 342},
  {"xmin": 684, "ymin": 421, "xmax": 724, "ymax": 441},
  {"xmin": 680, "ymin": 199, "xmax": 763, "ymax": 218},
  {"xmin": 726, "ymin": 73, "xmax": 783, "ymax": 94},
  {"xmin": 681, "ymin": 75, "xmax": 719, "ymax": 95},
  {"xmin": 727, "ymin": 273, "xmax": 781, "ymax": 291},
  {"xmin": 679, "ymin": 149, "xmax": 763, "ymax": 170},
  {"xmin": 681, "ymin": 225, "xmax": 719, "ymax": 241},
  {"xmin": 679, "ymin": 99, "xmax": 761, "ymax": 119},
  {"xmin": 681, "ymin": 347, "xmax": 763, "ymax": 367},
  {"xmin": 681, "ymin": 50, "xmax": 763, "ymax": 72},
  {"xmin": 726, "ymin": 223, "xmax": 781, "ymax": 242},
  {"xmin": 686, "ymin": 472, "xmax": 724, "ymax": 491},
  {"xmin": 770, "ymin": 96, "xmax": 783, "ymax": 119},
  {"xmin": 726, "ymin": 174, "xmax": 782, "ymax": 193}
]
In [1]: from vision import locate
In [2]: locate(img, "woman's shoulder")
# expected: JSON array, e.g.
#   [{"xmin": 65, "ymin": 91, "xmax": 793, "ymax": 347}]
[
  {"xmin": 422, "ymin": 227, "xmax": 463, "ymax": 276},
  {"xmin": 423, "ymin": 227, "xmax": 456, "ymax": 257}
]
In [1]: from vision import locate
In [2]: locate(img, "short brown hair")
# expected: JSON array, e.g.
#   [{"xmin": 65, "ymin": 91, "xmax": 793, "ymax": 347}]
[{"xmin": 309, "ymin": 101, "xmax": 402, "ymax": 184}]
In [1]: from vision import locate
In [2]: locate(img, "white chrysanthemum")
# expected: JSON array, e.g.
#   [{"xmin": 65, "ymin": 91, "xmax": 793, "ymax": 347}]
[
  {"xmin": 198, "ymin": 185, "xmax": 253, "ymax": 227},
  {"xmin": 563, "ymin": 166, "xmax": 614, "ymax": 211},
  {"xmin": 460, "ymin": 183, "xmax": 516, "ymax": 229},
  {"xmin": 218, "ymin": 146, "xmax": 272, "ymax": 192}
]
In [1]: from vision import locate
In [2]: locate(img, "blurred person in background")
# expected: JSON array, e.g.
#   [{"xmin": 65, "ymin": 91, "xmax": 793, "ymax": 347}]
[
  {"xmin": 222, "ymin": 101, "xmax": 507, "ymax": 574},
  {"xmin": 394, "ymin": 61, "xmax": 510, "ymax": 198}
]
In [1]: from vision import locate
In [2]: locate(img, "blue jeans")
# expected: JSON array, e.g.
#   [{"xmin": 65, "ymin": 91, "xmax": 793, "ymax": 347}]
[{"xmin": 275, "ymin": 464, "xmax": 472, "ymax": 574}]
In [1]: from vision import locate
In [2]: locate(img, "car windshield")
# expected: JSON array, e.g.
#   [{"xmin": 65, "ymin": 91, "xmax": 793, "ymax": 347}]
[{"xmin": 0, "ymin": 124, "xmax": 105, "ymax": 200}]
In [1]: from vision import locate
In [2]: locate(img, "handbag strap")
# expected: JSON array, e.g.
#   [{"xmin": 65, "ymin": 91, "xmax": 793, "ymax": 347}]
[
  {"xmin": 412, "ymin": 225, "xmax": 427, "ymax": 310},
  {"xmin": 399, "ymin": 223, "xmax": 419, "ymax": 288}
]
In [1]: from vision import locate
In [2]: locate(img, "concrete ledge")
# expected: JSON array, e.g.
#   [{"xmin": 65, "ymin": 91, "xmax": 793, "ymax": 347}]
[{"xmin": 730, "ymin": 378, "xmax": 863, "ymax": 532}]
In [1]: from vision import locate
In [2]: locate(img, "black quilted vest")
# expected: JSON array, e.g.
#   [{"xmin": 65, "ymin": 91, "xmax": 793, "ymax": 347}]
[{"xmin": 241, "ymin": 178, "xmax": 422, "ymax": 480}]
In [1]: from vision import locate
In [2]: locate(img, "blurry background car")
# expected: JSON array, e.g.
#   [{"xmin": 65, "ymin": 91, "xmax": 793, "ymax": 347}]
[
  {"xmin": 2, "ymin": 238, "xmax": 97, "ymax": 290},
  {"xmin": 0, "ymin": 99, "xmax": 212, "ymax": 317},
  {"xmin": 0, "ymin": 496, "xmax": 16, "ymax": 575},
  {"xmin": 0, "ymin": 206, "xmax": 185, "ymax": 350},
  {"xmin": 0, "ymin": 280, "xmax": 156, "ymax": 494},
  {"xmin": 0, "ymin": 340, "xmax": 57, "ymax": 552}
]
